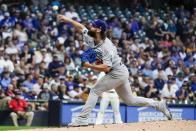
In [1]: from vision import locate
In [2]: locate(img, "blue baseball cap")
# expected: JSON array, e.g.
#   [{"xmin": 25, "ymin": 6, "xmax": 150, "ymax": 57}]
[{"xmin": 92, "ymin": 19, "xmax": 107, "ymax": 33}]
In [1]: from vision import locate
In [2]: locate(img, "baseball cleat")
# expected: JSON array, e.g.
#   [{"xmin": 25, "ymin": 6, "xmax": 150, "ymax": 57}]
[
  {"xmin": 67, "ymin": 117, "xmax": 88, "ymax": 127},
  {"xmin": 157, "ymin": 100, "xmax": 172, "ymax": 120}
]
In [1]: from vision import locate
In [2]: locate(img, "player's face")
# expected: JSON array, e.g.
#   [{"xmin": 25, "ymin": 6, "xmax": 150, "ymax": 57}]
[
  {"xmin": 87, "ymin": 26, "xmax": 101, "ymax": 38},
  {"xmin": 90, "ymin": 26, "xmax": 101, "ymax": 33}
]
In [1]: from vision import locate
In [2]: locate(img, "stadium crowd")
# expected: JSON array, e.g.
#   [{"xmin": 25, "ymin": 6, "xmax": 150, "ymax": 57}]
[{"xmin": 0, "ymin": 0, "xmax": 195, "ymax": 110}]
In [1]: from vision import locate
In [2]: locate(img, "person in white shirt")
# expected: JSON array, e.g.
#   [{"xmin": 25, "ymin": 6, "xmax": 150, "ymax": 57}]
[
  {"xmin": 48, "ymin": 75, "xmax": 60, "ymax": 90},
  {"xmin": 32, "ymin": 75, "xmax": 44, "ymax": 95},
  {"xmin": 65, "ymin": 58, "xmax": 75, "ymax": 71},
  {"xmin": 13, "ymin": 23, "xmax": 28, "ymax": 42},
  {"xmin": 13, "ymin": 23, "xmax": 28, "ymax": 51},
  {"xmin": 2, "ymin": 53, "xmax": 14, "ymax": 73},
  {"xmin": 68, "ymin": 84, "xmax": 83, "ymax": 100},
  {"xmin": 34, "ymin": 48, "xmax": 52, "ymax": 66},
  {"xmin": 0, "ymin": 47, "xmax": 6, "ymax": 73},
  {"xmin": 65, "ymin": 6, "xmax": 80, "ymax": 21},
  {"xmin": 160, "ymin": 80, "xmax": 177, "ymax": 100},
  {"xmin": 165, "ymin": 60, "xmax": 180, "ymax": 76},
  {"xmin": 153, "ymin": 66, "xmax": 167, "ymax": 80},
  {"xmin": 5, "ymin": 37, "xmax": 18, "ymax": 55},
  {"xmin": 165, "ymin": 65, "xmax": 179, "ymax": 77}
]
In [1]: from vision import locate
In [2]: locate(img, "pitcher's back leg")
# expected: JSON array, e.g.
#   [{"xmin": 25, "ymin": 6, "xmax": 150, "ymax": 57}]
[
  {"xmin": 115, "ymin": 78, "xmax": 172, "ymax": 120},
  {"xmin": 115, "ymin": 78, "xmax": 158, "ymax": 107}
]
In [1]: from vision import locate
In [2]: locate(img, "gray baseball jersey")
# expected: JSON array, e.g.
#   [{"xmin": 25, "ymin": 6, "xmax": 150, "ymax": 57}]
[{"xmin": 82, "ymin": 28, "xmax": 127, "ymax": 78}]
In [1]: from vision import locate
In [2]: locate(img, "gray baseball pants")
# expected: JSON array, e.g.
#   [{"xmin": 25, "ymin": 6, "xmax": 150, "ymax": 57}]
[{"xmin": 77, "ymin": 64, "xmax": 158, "ymax": 119}]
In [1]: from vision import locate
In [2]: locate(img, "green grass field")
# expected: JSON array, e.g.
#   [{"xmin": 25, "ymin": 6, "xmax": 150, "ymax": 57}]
[{"xmin": 0, "ymin": 126, "xmax": 43, "ymax": 131}]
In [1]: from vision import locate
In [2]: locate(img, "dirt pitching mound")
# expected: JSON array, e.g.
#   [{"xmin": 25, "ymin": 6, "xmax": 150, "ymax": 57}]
[{"xmin": 26, "ymin": 120, "xmax": 195, "ymax": 131}]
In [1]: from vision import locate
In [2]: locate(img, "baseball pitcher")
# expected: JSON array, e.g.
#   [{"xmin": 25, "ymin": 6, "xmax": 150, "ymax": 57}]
[{"xmin": 57, "ymin": 15, "xmax": 172, "ymax": 127}]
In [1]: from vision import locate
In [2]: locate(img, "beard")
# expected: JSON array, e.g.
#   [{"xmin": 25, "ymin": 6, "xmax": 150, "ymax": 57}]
[{"xmin": 87, "ymin": 30, "xmax": 96, "ymax": 38}]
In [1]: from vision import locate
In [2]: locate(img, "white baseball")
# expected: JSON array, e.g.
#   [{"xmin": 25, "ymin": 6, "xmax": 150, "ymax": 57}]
[{"xmin": 52, "ymin": 5, "xmax": 59, "ymax": 11}]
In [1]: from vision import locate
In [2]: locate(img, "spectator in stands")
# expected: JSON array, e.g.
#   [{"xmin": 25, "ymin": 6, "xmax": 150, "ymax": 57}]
[
  {"xmin": 9, "ymin": 91, "xmax": 34, "ymax": 127},
  {"xmin": 1, "ymin": 13, "xmax": 13, "ymax": 39},
  {"xmin": 176, "ymin": 72, "xmax": 185, "ymax": 88},
  {"xmin": 160, "ymin": 81, "xmax": 177, "ymax": 101},
  {"xmin": 59, "ymin": 76, "xmax": 66, "ymax": 85},
  {"xmin": 154, "ymin": 73, "xmax": 165, "ymax": 91},
  {"xmin": 22, "ymin": 73, "xmax": 34, "ymax": 91},
  {"xmin": 0, "ymin": 69, "xmax": 11, "ymax": 91},
  {"xmin": 70, "ymin": 84, "xmax": 83, "ymax": 100},
  {"xmin": 35, "ymin": 48, "xmax": 52, "ymax": 66},
  {"xmin": 165, "ymin": 61, "xmax": 178, "ymax": 76},
  {"xmin": 138, "ymin": 74, "xmax": 148, "ymax": 90},
  {"xmin": 190, "ymin": 75, "xmax": 196, "ymax": 93},
  {"xmin": 171, "ymin": 77, "xmax": 179, "ymax": 91},
  {"xmin": 0, "ymin": 11, "xmax": 15, "ymax": 29},
  {"xmin": 143, "ymin": 79, "xmax": 159, "ymax": 99},
  {"xmin": 131, "ymin": 76, "xmax": 141, "ymax": 96},
  {"xmin": 2, "ymin": 53, "xmax": 14, "ymax": 72},
  {"xmin": 65, "ymin": 58, "xmax": 75, "ymax": 71},
  {"xmin": 142, "ymin": 64, "xmax": 153, "ymax": 79},
  {"xmin": 4, "ymin": 37, "xmax": 18, "ymax": 55},
  {"xmin": 184, "ymin": 55, "xmax": 195, "ymax": 68},
  {"xmin": 5, "ymin": 84, "xmax": 15, "ymax": 97},
  {"xmin": 0, "ymin": 86, "xmax": 5, "ymax": 99},
  {"xmin": 19, "ymin": 44, "xmax": 35, "ymax": 65},
  {"xmin": 65, "ymin": 5, "xmax": 80, "ymax": 21},
  {"xmin": 0, "ymin": 85, "xmax": 11, "ymax": 110},
  {"xmin": 129, "ymin": 59, "xmax": 139, "ymax": 76},
  {"xmin": 171, "ymin": 51, "xmax": 181, "ymax": 64},
  {"xmin": 11, "ymin": 77, "xmax": 18, "ymax": 90},
  {"xmin": 39, "ymin": 61, "xmax": 49, "ymax": 76},
  {"xmin": 184, "ymin": 81, "xmax": 195, "ymax": 102},
  {"xmin": 183, "ymin": 67, "xmax": 191, "ymax": 80},
  {"xmin": 21, "ymin": 89, "xmax": 37, "ymax": 100},
  {"xmin": 12, "ymin": 23, "xmax": 27, "ymax": 51},
  {"xmin": 176, "ymin": 83, "xmax": 189, "ymax": 102},
  {"xmin": 153, "ymin": 66, "xmax": 167, "ymax": 80},
  {"xmin": 67, "ymin": 80, "xmax": 82, "ymax": 100},
  {"xmin": 37, "ymin": 83, "xmax": 50, "ymax": 110},
  {"xmin": 38, "ymin": 84, "xmax": 50, "ymax": 101},
  {"xmin": 50, "ymin": 83, "xmax": 59, "ymax": 100},
  {"xmin": 0, "ymin": 47, "xmax": 5, "ymax": 73},
  {"xmin": 79, "ymin": 77, "xmax": 91, "ymax": 101},
  {"xmin": 170, "ymin": 66, "xmax": 179, "ymax": 77},
  {"xmin": 79, "ymin": 77, "xmax": 90, "ymax": 90},
  {"xmin": 22, "ymin": 15, "xmax": 33, "ymax": 30},
  {"xmin": 159, "ymin": 34, "xmax": 173, "ymax": 47},
  {"xmin": 32, "ymin": 75, "xmax": 44, "ymax": 95},
  {"xmin": 48, "ymin": 54, "xmax": 64, "ymax": 77},
  {"xmin": 58, "ymin": 84, "xmax": 70, "ymax": 100},
  {"xmin": 177, "ymin": 59, "xmax": 185, "ymax": 72},
  {"xmin": 65, "ymin": 75, "xmax": 75, "ymax": 93},
  {"xmin": 16, "ymin": 71, "xmax": 25, "ymax": 88}
]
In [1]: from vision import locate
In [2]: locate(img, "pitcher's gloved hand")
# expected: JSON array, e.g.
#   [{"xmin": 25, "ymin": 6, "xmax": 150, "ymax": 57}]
[{"xmin": 81, "ymin": 48, "xmax": 96, "ymax": 66}]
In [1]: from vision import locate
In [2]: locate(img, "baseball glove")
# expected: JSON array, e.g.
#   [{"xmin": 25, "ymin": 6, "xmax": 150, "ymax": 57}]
[{"xmin": 81, "ymin": 48, "xmax": 96, "ymax": 64}]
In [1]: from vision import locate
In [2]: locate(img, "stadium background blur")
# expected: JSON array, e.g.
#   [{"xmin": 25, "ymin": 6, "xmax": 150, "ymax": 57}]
[{"xmin": 0, "ymin": 0, "xmax": 195, "ymax": 113}]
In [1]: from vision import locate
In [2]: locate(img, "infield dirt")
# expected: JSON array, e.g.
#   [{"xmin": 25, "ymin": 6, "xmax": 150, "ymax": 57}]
[{"xmin": 22, "ymin": 120, "xmax": 196, "ymax": 131}]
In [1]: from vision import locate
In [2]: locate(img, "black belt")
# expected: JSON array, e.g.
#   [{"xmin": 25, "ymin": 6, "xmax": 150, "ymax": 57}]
[
  {"xmin": 106, "ymin": 68, "xmax": 113, "ymax": 74},
  {"xmin": 106, "ymin": 62, "xmax": 123, "ymax": 74},
  {"xmin": 107, "ymin": 91, "xmax": 115, "ymax": 93}
]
